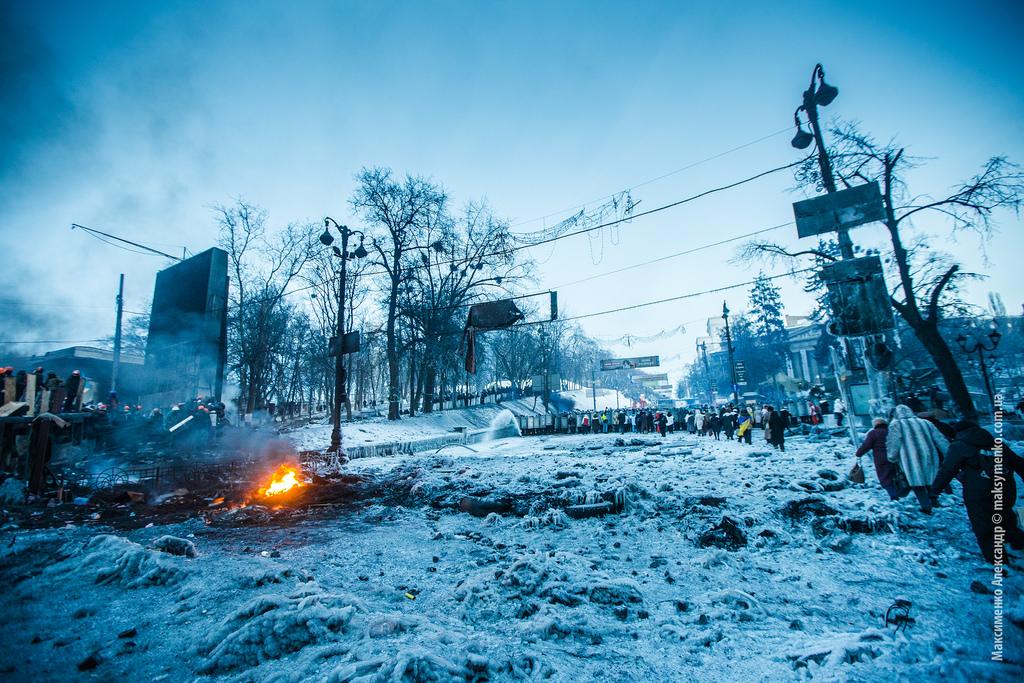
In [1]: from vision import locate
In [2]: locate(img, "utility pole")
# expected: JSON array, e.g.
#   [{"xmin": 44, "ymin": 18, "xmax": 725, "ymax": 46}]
[
  {"xmin": 722, "ymin": 301, "xmax": 739, "ymax": 403},
  {"xmin": 321, "ymin": 218, "xmax": 366, "ymax": 455},
  {"xmin": 591, "ymin": 367, "xmax": 597, "ymax": 412},
  {"xmin": 792, "ymin": 63, "xmax": 890, "ymax": 434},
  {"xmin": 793, "ymin": 64, "xmax": 853, "ymax": 259},
  {"xmin": 111, "ymin": 274, "xmax": 124, "ymax": 392},
  {"xmin": 699, "ymin": 341, "xmax": 714, "ymax": 405}
]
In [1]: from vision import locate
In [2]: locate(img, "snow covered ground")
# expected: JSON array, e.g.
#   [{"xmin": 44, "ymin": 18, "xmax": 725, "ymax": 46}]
[
  {"xmin": 2, "ymin": 426, "xmax": 1022, "ymax": 681},
  {"xmin": 289, "ymin": 401, "xmax": 542, "ymax": 452}
]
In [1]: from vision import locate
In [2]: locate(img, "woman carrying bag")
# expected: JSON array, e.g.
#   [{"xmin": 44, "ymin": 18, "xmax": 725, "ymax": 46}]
[{"xmin": 853, "ymin": 418, "xmax": 899, "ymax": 497}]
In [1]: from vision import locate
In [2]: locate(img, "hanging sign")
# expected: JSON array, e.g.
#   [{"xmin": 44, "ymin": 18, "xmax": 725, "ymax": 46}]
[
  {"xmin": 600, "ymin": 356, "xmax": 660, "ymax": 371},
  {"xmin": 793, "ymin": 181, "xmax": 885, "ymax": 238}
]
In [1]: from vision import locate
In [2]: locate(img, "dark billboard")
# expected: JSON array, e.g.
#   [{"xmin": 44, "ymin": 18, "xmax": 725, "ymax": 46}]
[{"xmin": 144, "ymin": 248, "xmax": 228, "ymax": 406}]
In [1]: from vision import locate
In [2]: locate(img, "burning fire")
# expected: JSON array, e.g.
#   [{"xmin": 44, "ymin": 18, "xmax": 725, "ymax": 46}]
[{"xmin": 258, "ymin": 464, "xmax": 305, "ymax": 498}]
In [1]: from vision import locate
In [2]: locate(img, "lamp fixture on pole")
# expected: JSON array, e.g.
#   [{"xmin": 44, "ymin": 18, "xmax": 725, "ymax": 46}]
[
  {"xmin": 323, "ymin": 216, "xmax": 366, "ymax": 455},
  {"xmin": 955, "ymin": 329, "xmax": 1002, "ymax": 411},
  {"xmin": 791, "ymin": 63, "xmax": 852, "ymax": 259}
]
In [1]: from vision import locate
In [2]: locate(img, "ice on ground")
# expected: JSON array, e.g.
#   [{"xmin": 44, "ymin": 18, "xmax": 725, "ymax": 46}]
[
  {"xmin": 198, "ymin": 583, "xmax": 360, "ymax": 673},
  {"xmin": 454, "ymin": 549, "xmax": 644, "ymax": 631},
  {"xmin": 47, "ymin": 534, "xmax": 191, "ymax": 588},
  {"xmin": 3, "ymin": 418, "xmax": 1023, "ymax": 681}
]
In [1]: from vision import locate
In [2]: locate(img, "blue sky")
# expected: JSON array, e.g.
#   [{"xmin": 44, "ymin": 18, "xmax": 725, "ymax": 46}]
[{"xmin": 2, "ymin": 0, "xmax": 1022, "ymax": 377}]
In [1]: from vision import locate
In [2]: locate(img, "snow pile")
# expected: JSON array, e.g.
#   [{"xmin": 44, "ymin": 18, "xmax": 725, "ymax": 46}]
[
  {"xmin": 786, "ymin": 628, "xmax": 890, "ymax": 671},
  {"xmin": 198, "ymin": 583, "xmax": 361, "ymax": 674},
  {"xmin": 454, "ymin": 549, "xmax": 644, "ymax": 638},
  {"xmin": 323, "ymin": 646, "xmax": 552, "ymax": 683},
  {"xmin": 48, "ymin": 534, "xmax": 191, "ymax": 588},
  {"xmin": 326, "ymin": 647, "xmax": 482, "ymax": 683}
]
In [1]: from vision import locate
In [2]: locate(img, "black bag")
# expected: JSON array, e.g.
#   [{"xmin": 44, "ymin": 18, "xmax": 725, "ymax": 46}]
[{"xmin": 848, "ymin": 459, "xmax": 866, "ymax": 484}]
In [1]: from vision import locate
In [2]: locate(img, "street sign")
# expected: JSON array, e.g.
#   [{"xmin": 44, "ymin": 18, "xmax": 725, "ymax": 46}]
[
  {"xmin": 530, "ymin": 373, "xmax": 560, "ymax": 389},
  {"xmin": 635, "ymin": 373, "xmax": 668, "ymax": 383},
  {"xmin": 328, "ymin": 331, "xmax": 361, "ymax": 357},
  {"xmin": 793, "ymin": 181, "xmax": 884, "ymax": 239},
  {"xmin": 735, "ymin": 360, "xmax": 747, "ymax": 385},
  {"xmin": 600, "ymin": 355, "xmax": 659, "ymax": 371},
  {"xmin": 819, "ymin": 255, "xmax": 895, "ymax": 337}
]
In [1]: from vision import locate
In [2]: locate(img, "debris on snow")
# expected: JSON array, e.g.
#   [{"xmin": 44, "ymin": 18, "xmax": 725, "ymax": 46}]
[
  {"xmin": 698, "ymin": 516, "xmax": 748, "ymax": 550},
  {"xmin": 454, "ymin": 550, "xmax": 644, "ymax": 626},
  {"xmin": 150, "ymin": 535, "xmax": 198, "ymax": 558},
  {"xmin": 520, "ymin": 508, "xmax": 571, "ymax": 530}
]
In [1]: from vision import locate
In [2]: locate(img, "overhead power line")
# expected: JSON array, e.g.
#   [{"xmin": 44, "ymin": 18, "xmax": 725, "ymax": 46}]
[
  {"xmin": 71, "ymin": 223, "xmax": 185, "ymax": 261},
  {"xmin": 431, "ymin": 267, "xmax": 815, "ymax": 338},
  {"xmin": 509, "ymin": 123, "xmax": 799, "ymax": 228},
  {"xmin": 517, "ymin": 268, "xmax": 817, "ymax": 327},
  {"xmin": 551, "ymin": 220, "xmax": 794, "ymax": 290},
  {"xmin": 245, "ymin": 158, "xmax": 806, "ymax": 310}
]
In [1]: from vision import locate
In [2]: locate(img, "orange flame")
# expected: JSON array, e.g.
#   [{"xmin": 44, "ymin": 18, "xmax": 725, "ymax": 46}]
[{"xmin": 258, "ymin": 464, "xmax": 304, "ymax": 498}]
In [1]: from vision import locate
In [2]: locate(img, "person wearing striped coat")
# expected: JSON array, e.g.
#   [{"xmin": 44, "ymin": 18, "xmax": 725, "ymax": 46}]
[{"xmin": 886, "ymin": 404, "xmax": 950, "ymax": 514}]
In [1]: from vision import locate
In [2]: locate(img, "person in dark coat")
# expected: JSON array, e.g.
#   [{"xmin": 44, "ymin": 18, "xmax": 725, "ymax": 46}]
[
  {"xmin": 904, "ymin": 394, "xmax": 926, "ymax": 413},
  {"xmin": 63, "ymin": 370, "xmax": 82, "ymax": 411},
  {"xmin": 657, "ymin": 412, "xmax": 668, "ymax": 438},
  {"xmin": 765, "ymin": 405, "xmax": 785, "ymax": 452},
  {"xmin": 723, "ymin": 410, "xmax": 734, "ymax": 440},
  {"xmin": 855, "ymin": 418, "xmax": 899, "ymax": 499},
  {"xmin": 930, "ymin": 422, "xmax": 1024, "ymax": 564},
  {"xmin": 709, "ymin": 413, "xmax": 721, "ymax": 440}
]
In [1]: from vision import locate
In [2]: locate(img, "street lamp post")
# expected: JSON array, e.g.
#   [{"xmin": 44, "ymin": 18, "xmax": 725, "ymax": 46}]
[
  {"xmin": 321, "ymin": 217, "xmax": 367, "ymax": 454},
  {"xmin": 956, "ymin": 329, "xmax": 1002, "ymax": 411},
  {"xmin": 698, "ymin": 340, "xmax": 714, "ymax": 406},
  {"xmin": 792, "ymin": 63, "xmax": 894, "ymax": 437},
  {"xmin": 722, "ymin": 301, "xmax": 739, "ymax": 403},
  {"xmin": 791, "ymin": 63, "xmax": 851, "ymax": 259}
]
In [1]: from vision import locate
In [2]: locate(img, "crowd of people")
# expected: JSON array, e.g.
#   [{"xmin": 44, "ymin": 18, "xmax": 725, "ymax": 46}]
[
  {"xmin": 0, "ymin": 364, "xmax": 227, "ymax": 449},
  {"xmin": 556, "ymin": 403, "xmax": 799, "ymax": 451},
  {"xmin": 0, "ymin": 366, "xmax": 88, "ymax": 413},
  {"xmin": 854, "ymin": 404, "xmax": 1024, "ymax": 565}
]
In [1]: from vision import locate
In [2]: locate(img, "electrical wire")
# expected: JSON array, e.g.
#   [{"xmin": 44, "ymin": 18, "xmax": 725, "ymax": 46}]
[
  {"xmin": 430, "ymin": 267, "xmax": 814, "ymax": 338},
  {"xmin": 551, "ymin": 220, "xmax": 793, "ymax": 290},
  {"xmin": 82, "ymin": 231, "xmax": 157, "ymax": 257},
  {"xmin": 509, "ymin": 123, "xmax": 799, "ymax": 228},
  {"xmin": 71, "ymin": 223, "xmax": 184, "ymax": 260},
  {"xmin": 0, "ymin": 301, "xmax": 148, "ymax": 315},
  {"xmin": 517, "ymin": 268, "xmax": 816, "ymax": 328},
  {"xmin": 243, "ymin": 159, "xmax": 806, "ymax": 310}
]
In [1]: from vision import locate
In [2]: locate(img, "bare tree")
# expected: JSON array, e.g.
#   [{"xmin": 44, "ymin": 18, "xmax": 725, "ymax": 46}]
[
  {"xmin": 351, "ymin": 168, "xmax": 448, "ymax": 420},
  {"xmin": 403, "ymin": 200, "xmax": 532, "ymax": 413},
  {"xmin": 303, "ymin": 247, "xmax": 375, "ymax": 419},
  {"xmin": 740, "ymin": 123, "xmax": 1024, "ymax": 419},
  {"xmin": 217, "ymin": 200, "xmax": 316, "ymax": 415}
]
